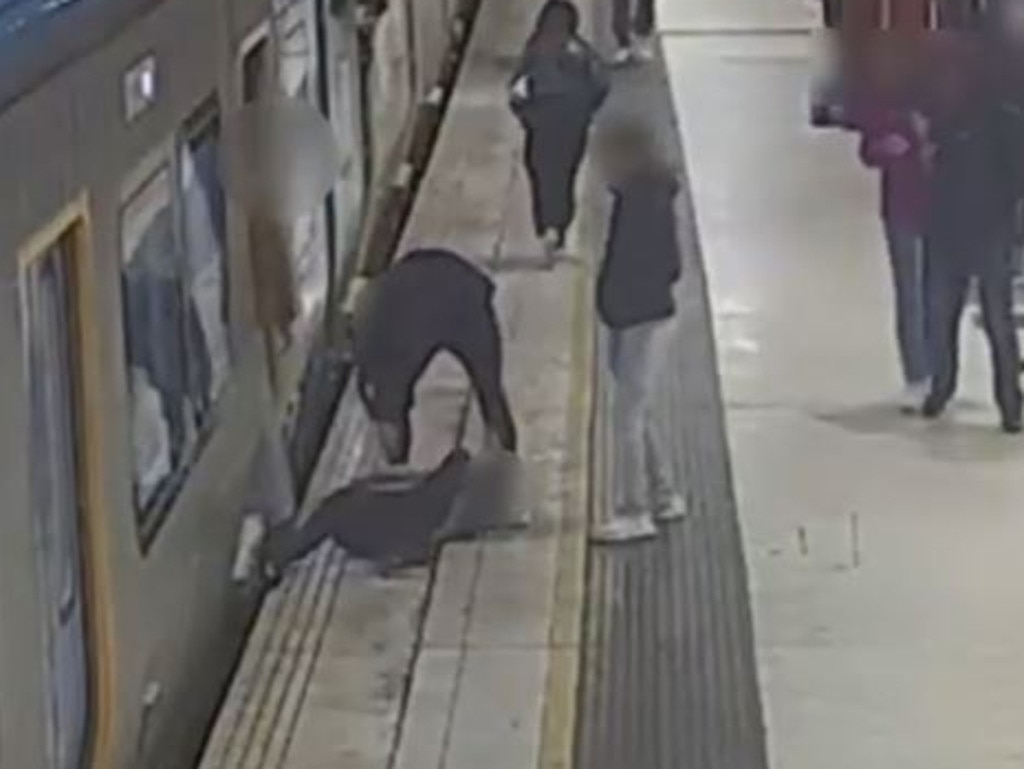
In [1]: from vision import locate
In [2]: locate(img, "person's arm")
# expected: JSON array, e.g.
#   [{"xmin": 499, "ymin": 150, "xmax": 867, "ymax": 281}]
[
  {"xmin": 582, "ymin": 40, "xmax": 611, "ymax": 112},
  {"xmin": 508, "ymin": 46, "xmax": 537, "ymax": 122},
  {"xmin": 662, "ymin": 173, "xmax": 683, "ymax": 283},
  {"xmin": 997, "ymin": 103, "xmax": 1024, "ymax": 211}
]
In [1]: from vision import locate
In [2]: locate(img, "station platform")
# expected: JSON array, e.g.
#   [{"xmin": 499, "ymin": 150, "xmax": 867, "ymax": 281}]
[
  {"xmin": 668, "ymin": 22, "xmax": 1024, "ymax": 769},
  {"xmin": 197, "ymin": 0, "xmax": 1024, "ymax": 767}
]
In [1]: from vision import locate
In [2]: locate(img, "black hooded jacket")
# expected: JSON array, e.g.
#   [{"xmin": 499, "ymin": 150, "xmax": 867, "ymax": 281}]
[
  {"xmin": 352, "ymin": 248, "xmax": 495, "ymax": 421},
  {"xmin": 927, "ymin": 86, "xmax": 1024, "ymax": 254},
  {"xmin": 508, "ymin": 1, "xmax": 609, "ymax": 135},
  {"xmin": 597, "ymin": 166, "xmax": 683, "ymax": 329}
]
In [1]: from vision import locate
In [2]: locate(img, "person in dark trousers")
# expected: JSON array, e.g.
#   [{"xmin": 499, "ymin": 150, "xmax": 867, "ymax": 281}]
[
  {"xmin": 509, "ymin": 0, "xmax": 609, "ymax": 264},
  {"xmin": 352, "ymin": 248, "xmax": 518, "ymax": 464},
  {"xmin": 263, "ymin": 448, "xmax": 472, "ymax": 577},
  {"xmin": 591, "ymin": 119, "xmax": 687, "ymax": 545},
  {"xmin": 921, "ymin": 48, "xmax": 1024, "ymax": 433},
  {"xmin": 611, "ymin": 0, "xmax": 656, "ymax": 65}
]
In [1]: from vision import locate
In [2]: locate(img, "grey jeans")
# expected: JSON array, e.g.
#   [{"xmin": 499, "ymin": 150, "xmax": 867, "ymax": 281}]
[
  {"xmin": 883, "ymin": 221, "xmax": 930, "ymax": 385},
  {"xmin": 612, "ymin": 0, "xmax": 655, "ymax": 47},
  {"xmin": 608, "ymin": 318, "xmax": 675, "ymax": 517}
]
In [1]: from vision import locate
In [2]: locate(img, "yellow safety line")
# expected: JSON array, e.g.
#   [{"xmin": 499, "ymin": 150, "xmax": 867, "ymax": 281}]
[{"xmin": 536, "ymin": 188, "xmax": 598, "ymax": 768}]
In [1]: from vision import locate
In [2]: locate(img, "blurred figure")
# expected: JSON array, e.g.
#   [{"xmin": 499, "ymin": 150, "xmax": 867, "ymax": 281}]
[
  {"xmin": 591, "ymin": 119, "xmax": 686, "ymax": 544},
  {"xmin": 854, "ymin": 37, "xmax": 932, "ymax": 411},
  {"xmin": 509, "ymin": 0, "xmax": 609, "ymax": 264},
  {"xmin": 352, "ymin": 248, "xmax": 518, "ymax": 464},
  {"xmin": 611, "ymin": 0, "xmax": 656, "ymax": 65},
  {"xmin": 921, "ymin": 39, "xmax": 1024, "ymax": 433},
  {"xmin": 984, "ymin": 2, "xmax": 1024, "ymax": 279}
]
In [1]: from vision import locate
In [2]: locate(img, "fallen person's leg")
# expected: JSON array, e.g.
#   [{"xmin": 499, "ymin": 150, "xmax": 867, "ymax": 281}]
[{"xmin": 262, "ymin": 448, "xmax": 472, "ymax": 579}]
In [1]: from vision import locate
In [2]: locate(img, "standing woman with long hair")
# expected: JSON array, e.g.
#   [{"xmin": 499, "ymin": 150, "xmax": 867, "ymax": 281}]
[{"xmin": 509, "ymin": 0, "xmax": 609, "ymax": 264}]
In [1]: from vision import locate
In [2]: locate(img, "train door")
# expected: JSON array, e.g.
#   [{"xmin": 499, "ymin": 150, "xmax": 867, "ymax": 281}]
[
  {"xmin": 18, "ymin": 222, "xmax": 91, "ymax": 769},
  {"xmin": 323, "ymin": 0, "xmax": 366, "ymax": 282}
]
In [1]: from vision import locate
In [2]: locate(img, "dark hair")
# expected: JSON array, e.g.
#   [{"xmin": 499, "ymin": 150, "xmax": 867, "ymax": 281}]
[{"xmin": 533, "ymin": 0, "xmax": 580, "ymax": 37}]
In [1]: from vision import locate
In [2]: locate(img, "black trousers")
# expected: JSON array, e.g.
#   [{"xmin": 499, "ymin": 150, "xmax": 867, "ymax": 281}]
[
  {"xmin": 524, "ymin": 124, "xmax": 588, "ymax": 243},
  {"xmin": 926, "ymin": 240, "xmax": 1022, "ymax": 420},
  {"xmin": 820, "ymin": 0, "xmax": 842, "ymax": 27},
  {"xmin": 386, "ymin": 292, "xmax": 519, "ymax": 464},
  {"xmin": 612, "ymin": 0, "xmax": 656, "ymax": 46},
  {"xmin": 266, "ymin": 449, "xmax": 471, "ymax": 569}
]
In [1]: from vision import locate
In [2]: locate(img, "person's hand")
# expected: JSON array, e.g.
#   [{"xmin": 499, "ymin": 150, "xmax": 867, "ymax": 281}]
[
  {"xmin": 877, "ymin": 133, "xmax": 911, "ymax": 156},
  {"xmin": 910, "ymin": 111, "xmax": 929, "ymax": 138},
  {"xmin": 510, "ymin": 76, "xmax": 530, "ymax": 101}
]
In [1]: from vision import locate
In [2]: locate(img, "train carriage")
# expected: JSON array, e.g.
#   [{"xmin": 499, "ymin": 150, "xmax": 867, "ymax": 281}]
[{"xmin": 0, "ymin": 0, "xmax": 453, "ymax": 767}]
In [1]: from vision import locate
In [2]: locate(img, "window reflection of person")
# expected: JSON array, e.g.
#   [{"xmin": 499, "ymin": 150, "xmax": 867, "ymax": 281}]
[{"xmin": 122, "ymin": 206, "xmax": 210, "ymax": 468}]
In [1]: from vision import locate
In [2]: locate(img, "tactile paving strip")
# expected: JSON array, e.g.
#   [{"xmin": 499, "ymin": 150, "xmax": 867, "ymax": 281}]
[{"xmin": 574, "ymin": 51, "xmax": 769, "ymax": 769}]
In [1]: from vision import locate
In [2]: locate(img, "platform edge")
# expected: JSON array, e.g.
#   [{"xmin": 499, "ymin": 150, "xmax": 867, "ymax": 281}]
[{"xmin": 535, "ymin": 220, "xmax": 596, "ymax": 769}]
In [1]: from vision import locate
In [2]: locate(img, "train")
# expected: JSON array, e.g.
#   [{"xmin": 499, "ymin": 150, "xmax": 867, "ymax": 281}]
[{"xmin": 0, "ymin": 0, "xmax": 466, "ymax": 767}]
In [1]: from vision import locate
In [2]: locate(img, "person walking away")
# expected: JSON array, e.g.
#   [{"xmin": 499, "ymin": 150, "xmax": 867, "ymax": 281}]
[
  {"xmin": 921, "ymin": 48, "xmax": 1024, "ymax": 433},
  {"xmin": 612, "ymin": 0, "xmax": 656, "ymax": 65},
  {"xmin": 509, "ymin": 0, "xmax": 609, "ymax": 265},
  {"xmin": 591, "ymin": 120, "xmax": 687, "ymax": 544},
  {"xmin": 351, "ymin": 248, "xmax": 518, "ymax": 464},
  {"xmin": 854, "ymin": 41, "xmax": 932, "ymax": 412}
]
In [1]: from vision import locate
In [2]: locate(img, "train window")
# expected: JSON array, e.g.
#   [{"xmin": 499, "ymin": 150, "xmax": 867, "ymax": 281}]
[
  {"xmin": 120, "ymin": 101, "xmax": 236, "ymax": 536},
  {"xmin": 121, "ymin": 168, "xmax": 188, "ymax": 516},
  {"xmin": 179, "ymin": 105, "xmax": 231, "ymax": 413}
]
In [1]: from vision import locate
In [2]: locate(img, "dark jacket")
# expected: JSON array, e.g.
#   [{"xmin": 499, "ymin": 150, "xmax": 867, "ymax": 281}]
[
  {"xmin": 508, "ymin": 36, "xmax": 609, "ymax": 135},
  {"xmin": 597, "ymin": 167, "xmax": 683, "ymax": 329},
  {"xmin": 927, "ymin": 90, "xmax": 1024, "ymax": 253},
  {"xmin": 353, "ymin": 248, "xmax": 494, "ymax": 421}
]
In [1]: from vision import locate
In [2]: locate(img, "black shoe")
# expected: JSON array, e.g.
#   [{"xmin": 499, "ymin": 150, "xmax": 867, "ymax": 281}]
[
  {"xmin": 922, "ymin": 396, "xmax": 946, "ymax": 420},
  {"xmin": 1002, "ymin": 415, "xmax": 1022, "ymax": 434}
]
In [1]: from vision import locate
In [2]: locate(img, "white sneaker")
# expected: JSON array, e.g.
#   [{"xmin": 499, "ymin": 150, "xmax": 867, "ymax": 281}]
[
  {"xmin": 632, "ymin": 37, "xmax": 656, "ymax": 61},
  {"xmin": 541, "ymin": 228, "xmax": 560, "ymax": 266},
  {"xmin": 654, "ymin": 493, "xmax": 688, "ymax": 522},
  {"xmin": 612, "ymin": 48, "xmax": 633, "ymax": 66},
  {"xmin": 898, "ymin": 380, "xmax": 930, "ymax": 414},
  {"xmin": 591, "ymin": 515, "xmax": 657, "ymax": 544}
]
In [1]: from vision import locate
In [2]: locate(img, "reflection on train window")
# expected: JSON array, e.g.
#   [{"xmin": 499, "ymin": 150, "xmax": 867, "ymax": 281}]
[
  {"xmin": 121, "ymin": 167, "xmax": 190, "ymax": 514},
  {"xmin": 180, "ymin": 106, "xmax": 230, "ymax": 411},
  {"xmin": 121, "ymin": 101, "xmax": 234, "ymax": 538},
  {"xmin": 280, "ymin": 12, "xmax": 329, "ymax": 350}
]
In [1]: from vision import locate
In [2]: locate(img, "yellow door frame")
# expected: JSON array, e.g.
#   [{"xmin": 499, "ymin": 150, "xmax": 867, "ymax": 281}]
[{"xmin": 16, "ymin": 194, "xmax": 118, "ymax": 769}]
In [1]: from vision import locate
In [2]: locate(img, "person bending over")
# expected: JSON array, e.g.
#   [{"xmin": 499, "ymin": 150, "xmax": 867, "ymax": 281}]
[{"xmin": 352, "ymin": 248, "xmax": 518, "ymax": 463}]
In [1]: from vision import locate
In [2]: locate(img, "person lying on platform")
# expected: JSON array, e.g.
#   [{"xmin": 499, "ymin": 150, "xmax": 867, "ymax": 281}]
[
  {"xmin": 351, "ymin": 247, "xmax": 519, "ymax": 465},
  {"xmin": 263, "ymin": 448, "xmax": 472, "ymax": 578}
]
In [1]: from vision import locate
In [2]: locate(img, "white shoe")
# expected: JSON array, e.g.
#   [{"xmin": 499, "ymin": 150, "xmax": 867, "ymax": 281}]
[
  {"xmin": 591, "ymin": 515, "xmax": 657, "ymax": 544},
  {"xmin": 654, "ymin": 493, "xmax": 688, "ymax": 522},
  {"xmin": 612, "ymin": 48, "xmax": 633, "ymax": 66},
  {"xmin": 898, "ymin": 381, "xmax": 930, "ymax": 414},
  {"xmin": 541, "ymin": 228, "xmax": 560, "ymax": 265},
  {"xmin": 632, "ymin": 37, "xmax": 656, "ymax": 61}
]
